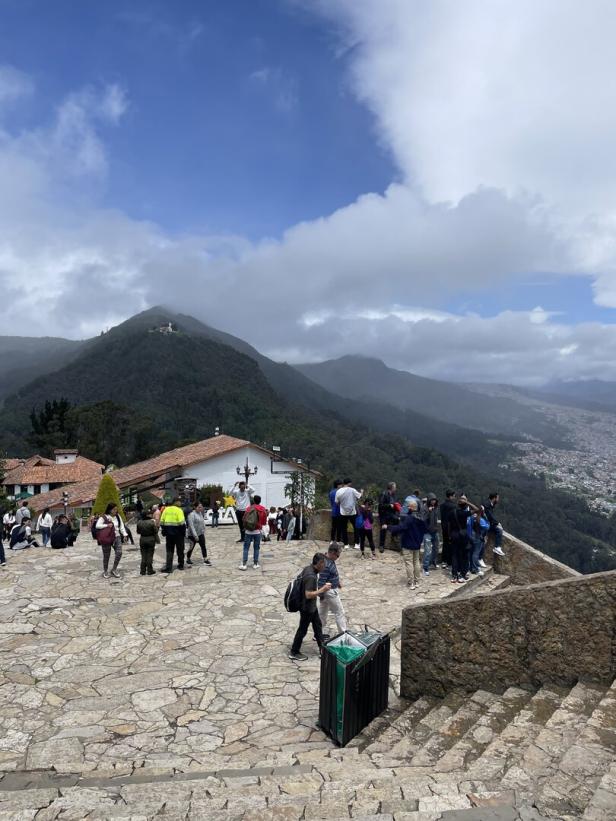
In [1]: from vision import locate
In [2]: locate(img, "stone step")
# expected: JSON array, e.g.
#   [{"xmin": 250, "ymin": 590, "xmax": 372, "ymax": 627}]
[
  {"xmin": 466, "ymin": 684, "xmax": 567, "ymax": 783},
  {"xmin": 534, "ymin": 679, "xmax": 616, "ymax": 818},
  {"xmin": 435, "ymin": 686, "xmax": 535, "ymax": 773},
  {"xmin": 500, "ymin": 680, "xmax": 606, "ymax": 796},
  {"xmin": 362, "ymin": 694, "xmax": 439, "ymax": 754},
  {"xmin": 378, "ymin": 691, "xmax": 469, "ymax": 764},
  {"xmin": 582, "ymin": 760, "xmax": 616, "ymax": 821},
  {"xmin": 409, "ymin": 690, "xmax": 500, "ymax": 767}
]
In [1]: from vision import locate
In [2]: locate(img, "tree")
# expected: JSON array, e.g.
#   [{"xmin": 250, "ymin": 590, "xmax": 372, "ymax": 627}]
[
  {"xmin": 92, "ymin": 474, "xmax": 125, "ymax": 519},
  {"xmin": 284, "ymin": 471, "xmax": 316, "ymax": 509},
  {"xmin": 29, "ymin": 398, "xmax": 72, "ymax": 455}
]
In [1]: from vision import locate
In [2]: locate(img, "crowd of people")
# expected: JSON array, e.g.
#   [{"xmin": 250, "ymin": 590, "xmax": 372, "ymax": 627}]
[{"xmin": 288, "ymin": 480, "xmax": 505, "ymax": 660}]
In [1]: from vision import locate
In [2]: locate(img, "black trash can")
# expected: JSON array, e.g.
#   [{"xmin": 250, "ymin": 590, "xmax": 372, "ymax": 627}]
[{"xmin": 318, "ymin": 628, "xmax": 390, "ymax": 746}]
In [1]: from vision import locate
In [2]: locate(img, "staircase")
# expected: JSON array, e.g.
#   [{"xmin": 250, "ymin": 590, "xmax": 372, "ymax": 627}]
[{"xmin": 1, "ymin": 679, "xmax": 614, "ymax": 818}]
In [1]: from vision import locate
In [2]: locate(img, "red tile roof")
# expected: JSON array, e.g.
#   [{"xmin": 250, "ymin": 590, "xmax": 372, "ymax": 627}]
[
  {"xmin": 27, "ymin": 435, "xmax": 250, "ymax": 511},
  {"xmin": 3, "ymin": 455, "xmax": 103, "ymax": 487}
]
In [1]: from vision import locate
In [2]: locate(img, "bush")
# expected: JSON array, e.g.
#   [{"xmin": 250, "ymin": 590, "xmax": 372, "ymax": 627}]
[{"xmin": 92, "ymin": 474, "xmax": 125, "ymax": 519}]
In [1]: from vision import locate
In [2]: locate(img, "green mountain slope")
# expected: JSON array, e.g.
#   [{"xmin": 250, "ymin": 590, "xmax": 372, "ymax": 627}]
[
  {"xmin": 296, "ymin": 355, "xmax": 568, "ymax": 447},
  {"xmin": 0, "ymin": 307, "xmax": 614, "ymax": 574},
  {"xmin": 0, "ymin": 336, "xmax": 84, "ymax": 401}
]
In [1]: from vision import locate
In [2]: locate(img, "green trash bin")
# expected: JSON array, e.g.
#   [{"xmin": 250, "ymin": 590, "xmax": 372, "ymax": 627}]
[{"xmin": 318, "ymin": 628, "xmax": 390, "ymax": 746}]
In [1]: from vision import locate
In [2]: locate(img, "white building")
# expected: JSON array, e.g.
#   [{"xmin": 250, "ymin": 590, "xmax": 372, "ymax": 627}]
[{"xmin": 27, "ymin": 435, "xmax": 317, "ymax": 514}]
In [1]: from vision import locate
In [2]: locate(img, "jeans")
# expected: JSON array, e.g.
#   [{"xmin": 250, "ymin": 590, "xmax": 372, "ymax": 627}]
[
  {"xmin": 491, "ymin": 524, "xmax": 503, "ymax": 549},
  {"xmin": 211, "ymin": 512, "xmax": 219, "ymax": 527},
  {"xmin": 318, "ymin": 589, "xmax": 347, "ymax": 633},
  {"xmin": 101, "ymin": 536, "xmax": 122, "ymax": 572},
  {"xmin": 40, "ymin": 527, "xmax": 51, "ymax": 546},
  {"xmin": 291, "ymin": 608, "xmax": 324, "ymax": 654},
  {"xmin": 0, "ymin": 538, "xmax": 5, "ymax": 564},
  {"xmin": 422, "ymin": 532, "xmax": 439, "ymax": 569},
  {"xmin": 243, "ymin": 533, "xmax": 261, "ymax": 565},
  {"xmin": 469, "ymin": 535, "xmax": 485, "ymax": 573}
]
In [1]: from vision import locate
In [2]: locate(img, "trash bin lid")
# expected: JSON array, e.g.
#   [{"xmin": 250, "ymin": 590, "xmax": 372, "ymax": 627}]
[{"xmin": 327, "ymin": 632, "xmax": 365, "ymax": 650}]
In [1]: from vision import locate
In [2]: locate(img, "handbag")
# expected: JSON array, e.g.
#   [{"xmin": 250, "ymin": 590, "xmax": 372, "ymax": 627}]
[{"xmin": 96, "ymin": 516, "xmax": 116, "ymax": 546}]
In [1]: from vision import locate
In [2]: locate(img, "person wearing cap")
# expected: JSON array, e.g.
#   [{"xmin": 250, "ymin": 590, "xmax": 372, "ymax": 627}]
[
  {"xmin": 422, "ymin": 493, "xmax": 440, "ymax": 575},
  {"xmin": 382, "ymin": 500, "xmax": 427, "ymax": 590}
]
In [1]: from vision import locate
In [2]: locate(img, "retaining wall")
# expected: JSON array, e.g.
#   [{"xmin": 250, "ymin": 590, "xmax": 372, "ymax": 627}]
[{"xmin": 400, "ymin": 569, "xmax": 616, "ymax": 699}]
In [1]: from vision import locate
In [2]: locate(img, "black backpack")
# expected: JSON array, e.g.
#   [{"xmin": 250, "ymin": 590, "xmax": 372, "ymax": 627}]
[{"xmin": 284, "ymin": 571, "xmax": 304, "ymax": 612}]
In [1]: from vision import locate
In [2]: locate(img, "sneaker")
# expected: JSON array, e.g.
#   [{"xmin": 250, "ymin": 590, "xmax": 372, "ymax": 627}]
[
  {"xmin": 110, "ymin": 569, "xmax": 121, "ymax": 578},
  {"xmin": 493, "ymin": 546, "xmax": 505, "ymax": 557},
  {"xmin": 253, "ymin": 563, "xmax": 260, "ymax": 569},
  {"xmin": 477, "ymin": 570, "xmax": 485, "ymax": 577},
  {"xmin": 457, "ymin": 577, "xmax": 466, "ymax": 584},
  {"xmin": 236, "ymin": 538, "xmax": 244, "ymax": 543},
  {"xmin": 102, "ymin": 571, "xmax": 110, "ymax": 578},
  {"xmin": 410, "ymin": 582, "xmax": 417, "ymax": 590},
  {"xmin": 441, "ymin": 562, "xmax": 448, "ymax": 569},
  {"xmin": 140, "ymin": 570, "xmax": 146, "ymax": 576},
  {"xmin": 204, "ymin": 559, "xmax": 212, "ymax": 566},
  {"xmin": 186, "ymin": 558, "xmax": 193, "ymax": 566},
  {"xmin": 463, "ymin": 574, "xmax": 470, "ymax": 580},
  {"xmin": 371, "ymin": 553, "xmax": 376, "ymax": 560},
  {"xmin": 238, "ymin": 564, "xmax": 247, "ymax": 571},
  {"xmin": 353, "ymin": 544, "xmax": 360, "ymax": 550},
  {"xmin": 423, "ymin": 570, "xmax": 430, "ymax": 577},
  {"xmin": 451, "ymin": 577, "xmax": 458, "ymax": 584},
  {"xmin": 288, "ymin": 651, "xmax": 308, "ymax": 661},
  {"xmin": 147, "ymin": 569, "xmax": 156, "ymax": 575},
  {"xmin": 360, "ymin": 553, "xmax": 366, "ymax": 559},
  {"xmin": 160, "ymin": 568, "xmax": 172, "ymax": 574},
  {"xmin": 343, "ymin": 545, "xmax": 350, "ymax": 550},
  {"xmin": 177, "ymin": 565, "xmax": 184, "ymax": 571},
  {"xmin": 478, "ymin": 559, "xmax": 487, "ymax": 568}
]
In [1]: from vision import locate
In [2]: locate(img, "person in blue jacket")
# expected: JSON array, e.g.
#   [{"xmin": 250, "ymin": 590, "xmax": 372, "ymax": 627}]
[{"xmin": 382, "ymin": 499, "xmax": 426, "ymax": 589}]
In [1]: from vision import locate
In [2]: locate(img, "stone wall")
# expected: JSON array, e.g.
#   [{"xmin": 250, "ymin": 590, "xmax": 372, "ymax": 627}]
[
  {"xmin": 308, "ymin": 509, "xmax": 400, "ymax": 550},
  {"xmin": 486, "ymin": 531, "xmax": 579, "ymax": 584},
  {"xmin": 400, "ymin": 570, "xmax": 616, "ymax": 699}
]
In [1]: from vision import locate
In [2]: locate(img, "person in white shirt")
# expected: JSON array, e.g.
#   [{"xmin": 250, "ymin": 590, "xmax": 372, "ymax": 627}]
[
  {"xmin": 2, "ymin": 510, "xmax": 16, "ymax": 540},
  {"xmin": 335, "ymin": 478, "xmax": 363, "ymax": 550},
  {"xmin": 15, "ymin": 502, "xmax": 31, "ymax": 526},
  {"xmin": 230, "ymin": 481, "xmax": 254, "ymax": 542},
  {"xmin": 37, "ymin": 508, "xmax": 53, "ymax": 547}
]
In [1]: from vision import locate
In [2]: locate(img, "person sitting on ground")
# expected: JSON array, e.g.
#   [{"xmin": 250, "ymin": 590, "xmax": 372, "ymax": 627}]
[
  {"xmin": 136, "ymin": 508, "xmax": 160, "ymax": 575},
  {"xmin": 50, "ymin": 514, "xmax": 75, "ymax": 549},
  {"xmin": 288, "ymin": 552, "xmax": 331, "ymax": 661},
  {"xmin": 9, "ymin": 517, "xmax": 40, "ymax": 550},
  {"xmin": 382, "ymin": 500, "xmax": 426, "ymax": 590}
]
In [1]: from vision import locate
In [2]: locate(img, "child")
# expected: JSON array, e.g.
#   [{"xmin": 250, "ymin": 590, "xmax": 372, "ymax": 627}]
[
  {"xmin": 359, "ymin": 499, "xmax": 377, "ymax": 559},
  {"xmin": 136, "ymin": 508, "xmax": 160, "ymax": 575}
]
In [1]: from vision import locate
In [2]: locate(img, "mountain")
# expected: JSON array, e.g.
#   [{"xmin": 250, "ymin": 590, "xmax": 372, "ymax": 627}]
[
  {"xmin": 296, "ymin": 356, "xmax": 568, "ymax": 446},
  {"xmin": 0, "ymin": 336, "xmax": 84, "ymax": 401},
  {"xmin": 0, "ymin": 306, "xmax": 614, "ymax": 574}
]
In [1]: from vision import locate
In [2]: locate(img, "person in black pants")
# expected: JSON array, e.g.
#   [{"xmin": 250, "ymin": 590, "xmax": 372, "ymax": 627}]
[
  {"xmin": 159, "ymin": 498, "xmax": 186, "ymax": 573},
  {"xmin": 378, "ymin": 482, "xmax": 397, "ymax": 552},
  {"xmin": 448, "ymin": 495, "xmax": 478, "ymax": 584},
  {"xmin": 288, "ymin": 553, "xmax": 331, "ymax": 661},
  {"xmin": 440, "ymin": 490, "xmax": 457, "ymax": 567}
]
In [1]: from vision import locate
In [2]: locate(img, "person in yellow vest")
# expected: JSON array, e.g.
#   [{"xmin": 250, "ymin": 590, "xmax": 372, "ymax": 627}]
[{"xmin": 159, "ymin": 497, "xmax": 186, "ymax": 573}]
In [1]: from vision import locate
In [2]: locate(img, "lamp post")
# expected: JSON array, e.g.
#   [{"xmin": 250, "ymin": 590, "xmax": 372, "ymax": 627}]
[
  {"xmin": 62, "ymin": 490, "xmax": 68, "ymax": 518},
  {"xmin": 236, "ymin": 459, "xmax": 258, "ymax": 484}
]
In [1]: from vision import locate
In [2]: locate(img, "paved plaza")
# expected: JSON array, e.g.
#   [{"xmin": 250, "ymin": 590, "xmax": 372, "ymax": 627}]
[{"xmin": 0, "ymin": 524, "xmax": 473, "ymax": 818}]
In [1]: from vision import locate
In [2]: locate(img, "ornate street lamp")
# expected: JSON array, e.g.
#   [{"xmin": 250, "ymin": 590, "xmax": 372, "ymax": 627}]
[{"xmin": 236, "ymin": 459, "xmax": 258, "ymax": 484}]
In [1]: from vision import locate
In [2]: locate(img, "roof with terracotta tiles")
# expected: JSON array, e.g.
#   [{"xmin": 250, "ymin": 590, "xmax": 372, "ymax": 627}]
[
  {"xmin": 3, "ymin": 455, "xmax": 104, "ymax": 487},
  {"xmin": 26, "ymin": 435, "xmax": 317, "ymax": 512}
]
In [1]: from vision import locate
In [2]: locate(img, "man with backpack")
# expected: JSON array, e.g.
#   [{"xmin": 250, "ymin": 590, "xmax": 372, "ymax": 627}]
[
  {"xmin": 239, "ymin": 494, "xmax": 267, "ymax": 570},
  {"xmin": 288, "ymin": 552, "xmax": 331, "ymax": 661},
  {"xmin": 231, "ymin": 480, "xmax": 254, "ymax": 542}
]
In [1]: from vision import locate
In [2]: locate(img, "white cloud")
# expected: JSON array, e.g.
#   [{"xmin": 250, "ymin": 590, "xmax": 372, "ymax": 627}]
[{"xmin": 0, "ymin": 65, "xmax": 33, "ymax": 106}]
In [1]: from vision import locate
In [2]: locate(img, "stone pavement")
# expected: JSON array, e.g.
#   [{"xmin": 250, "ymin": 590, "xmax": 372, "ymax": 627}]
[{"xmin": 0, "ymin": 529, "xmax": 471, "ymax": 800}]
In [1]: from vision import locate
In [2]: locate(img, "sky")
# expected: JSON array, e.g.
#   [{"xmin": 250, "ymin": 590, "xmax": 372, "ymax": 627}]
[{"xmin": 2, "ymin": 0, "xmax": 616, "ymax": 385}]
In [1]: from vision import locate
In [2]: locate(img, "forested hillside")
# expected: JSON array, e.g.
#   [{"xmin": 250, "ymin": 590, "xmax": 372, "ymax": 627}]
[{"xmin": 0, "ymin": 308, "xmax": 614, "ymax": 574}]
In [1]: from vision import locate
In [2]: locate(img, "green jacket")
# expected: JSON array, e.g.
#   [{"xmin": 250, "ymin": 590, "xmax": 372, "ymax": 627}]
[{"xmin": 136, "ymin": 518, "xmax": 160, "ymax": 548}]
